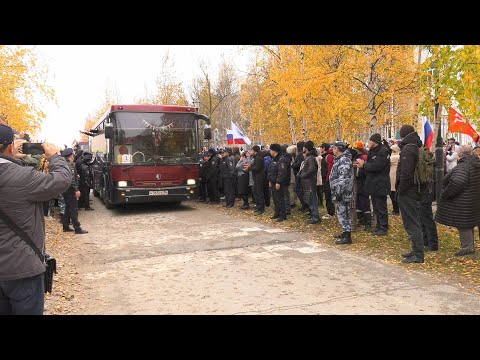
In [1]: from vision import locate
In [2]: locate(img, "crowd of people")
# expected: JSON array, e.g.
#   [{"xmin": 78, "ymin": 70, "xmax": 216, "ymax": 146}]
[
  {"xmin": 197, "ymin": 124, "xmax": 480, "ymax": 265},
  {"xmin": 1, "ymin": 120, "xmax": 480, "ymax": 315}
]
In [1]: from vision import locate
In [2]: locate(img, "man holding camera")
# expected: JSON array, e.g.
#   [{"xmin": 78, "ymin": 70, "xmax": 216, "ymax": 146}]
[{"xmin": 0, "ymin": 124, "xmax": 71, "ymax": 315}]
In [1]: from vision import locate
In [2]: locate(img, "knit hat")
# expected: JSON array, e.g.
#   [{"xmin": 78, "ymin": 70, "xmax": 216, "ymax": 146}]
[
  {"xmin": 353, "ymin": 141, "xmax": 364, "ymax": 150},
  {"xmin": 399, "ymin": 125, "xmax": 415, "ymax": 138},
  {"xmin": 269, "ymin": 143, "xmax": 281, "ymax": 153},
  {"xmin": 369, "ymin": 133, "xmax": 382, "ymax": 144},
  {"xmin": 304, "ymin": 140, "xmax": 315, "ymax": 151}
]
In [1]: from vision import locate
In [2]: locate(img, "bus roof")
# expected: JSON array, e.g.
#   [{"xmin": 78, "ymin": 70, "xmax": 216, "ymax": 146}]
[
  {"xmin": 111, "ymin": 105, "xmax": 197, "ymax": 113},
  {"xmin": 90, "ymin": 104, "xmax": 198, "ymax": 131}
]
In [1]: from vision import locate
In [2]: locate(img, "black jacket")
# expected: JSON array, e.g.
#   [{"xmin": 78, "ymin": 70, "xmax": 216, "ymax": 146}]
[
  {"xmin": 268, "ymin": 154, "xmax": 288, "ymax": 185},
  {"xmin": 279, "ymin": 153, "xmax": 292, "ymax": 185},
  {"xmin": 206, "ymin": 154, "xmax": 220, "ymax": 179},
  {"xmin": 219, "ymin": 155, "xmax": 235, "ymax": 178},
  {"xmin": 250, "ymin": 152, "xmax": 265, "ymax": 181},
  {"xmin": 435, "ymin": 155, "xmax": 480, "ymax": 228},
  {"xmin": 363, "ymin": 144, "xmax": 391, "ymax": 196},
  {"xmin": 396, "ymin": 131, "xmax": 422, "ymax": 198}
]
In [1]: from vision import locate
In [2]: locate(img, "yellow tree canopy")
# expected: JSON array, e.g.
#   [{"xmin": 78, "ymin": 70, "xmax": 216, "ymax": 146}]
[{"xmin": 0, "ymin": 45, "xmax": 55, "ymax": 134}]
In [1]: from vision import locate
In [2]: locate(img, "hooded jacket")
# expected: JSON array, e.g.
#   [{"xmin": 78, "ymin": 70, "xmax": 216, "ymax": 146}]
[
  {"xmin": 396, "ymin": 131, "xmax": 422, "ymax": 198},
  {"xmin": 0, "ymin": 154, "xmax": 71, "ymax": 281},
  {"xmin": 363, "ymin": 143, "xmax": 391, "ymax": 196}
]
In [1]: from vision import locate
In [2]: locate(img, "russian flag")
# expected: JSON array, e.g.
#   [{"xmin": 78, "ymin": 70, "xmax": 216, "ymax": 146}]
[
  {"xmin": 226, "ymin": 129, "xmax": 234, "ymax": 144},
  {"xmin": 423, "ymin": 119, "xmax": 434, "ymax": 149},
  {"xmin": 226, "ymin": 128, "xmax": 246, "ymax": 144}
]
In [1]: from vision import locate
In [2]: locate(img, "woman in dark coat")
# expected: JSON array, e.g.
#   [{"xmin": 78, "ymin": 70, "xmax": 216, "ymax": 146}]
[{"xmin": 435, "ymin": 145, "xmax": 480, "ymax": 256}]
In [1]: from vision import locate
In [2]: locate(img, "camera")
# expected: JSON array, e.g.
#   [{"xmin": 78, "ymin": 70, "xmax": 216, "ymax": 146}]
[{"xmin": 22, "ymin": 143, "xmax": 44, "ymax": 155}]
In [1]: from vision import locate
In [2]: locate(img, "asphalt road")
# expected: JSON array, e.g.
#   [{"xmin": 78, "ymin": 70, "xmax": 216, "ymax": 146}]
[{"xmin": 69, "ymin": 196, "xmax": 480, "ymax": 314}]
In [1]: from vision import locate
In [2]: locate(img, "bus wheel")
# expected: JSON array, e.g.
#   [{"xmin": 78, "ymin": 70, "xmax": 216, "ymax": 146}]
[{"xmin": 105, "ymin": 201, "xmax": 117, "ymax": 210}]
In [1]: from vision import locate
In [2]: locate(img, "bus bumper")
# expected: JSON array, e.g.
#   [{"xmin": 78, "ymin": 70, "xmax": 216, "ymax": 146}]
[{"xmin": 111, "ymin": 186, "xmax": 196, "ymax": 204}]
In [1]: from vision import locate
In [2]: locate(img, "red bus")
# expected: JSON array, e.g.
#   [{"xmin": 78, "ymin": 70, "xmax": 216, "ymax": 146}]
[{"xmin": 87, "ymin": 104, "xmax": 211, "ymax": 208}]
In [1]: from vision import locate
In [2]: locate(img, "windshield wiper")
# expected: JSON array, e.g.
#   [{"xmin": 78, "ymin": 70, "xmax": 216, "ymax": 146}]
[{"xmin": 162, "ymin": 156, "xmax": 190, "ymax": 169}]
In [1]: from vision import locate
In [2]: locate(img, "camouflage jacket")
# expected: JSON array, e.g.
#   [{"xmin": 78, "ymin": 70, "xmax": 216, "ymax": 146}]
[{"xmin": 329, "ymin": 151, "xmax": 354, "ymax": 202}]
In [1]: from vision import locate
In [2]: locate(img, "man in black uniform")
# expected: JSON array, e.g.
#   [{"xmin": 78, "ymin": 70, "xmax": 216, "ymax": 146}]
[
  {"xmin": 61, "ymin": 148, "xmax": 88, "ymax": 234},
  {"xmin": 219, "ymin": 148, "xmax": 236, "ymax": 208},
  {"xmin": 245, "ymin": 145, "xmax": 265, "ymax": 215},
  {"xmin": 198, "ymin": 151, "xmax": 210, "ymax": 202},
  {"xmin": 79, "ymin": 152, "xmax": 94, "ymax": 210},
  {"xmin": 206, "ymin": 148, "xmax": 220, "ymax": 204},
  {"xmin": 268, "ymin": 143, "xmax": 288, "ymax": 221}
]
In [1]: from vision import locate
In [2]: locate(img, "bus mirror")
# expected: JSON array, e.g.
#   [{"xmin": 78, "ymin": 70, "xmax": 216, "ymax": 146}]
[
  {"xmin": 105, "ymin": 124, "xmax": 114, "ymax": 139},
  {"xmin": 204, "ymin": 127, "xmax": 212, "ymax": 140}
]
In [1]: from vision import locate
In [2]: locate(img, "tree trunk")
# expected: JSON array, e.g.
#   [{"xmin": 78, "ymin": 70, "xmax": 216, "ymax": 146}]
[
  {"xmin": 287, "ymin": 98, "xmax": 296, "ymax": 144},
  {"xmin": 336, "ymin": 115, "xmax": 341, "ymax": 141},
  {"xmin": 414, "ymin": 46, "xmax": 423, "ymax": 130}
]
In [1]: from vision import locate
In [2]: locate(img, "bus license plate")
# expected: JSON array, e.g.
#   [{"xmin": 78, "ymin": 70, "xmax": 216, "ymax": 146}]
[{"xmin": 149, "ymin": 190, "xmax": 168, "ymax": 196}]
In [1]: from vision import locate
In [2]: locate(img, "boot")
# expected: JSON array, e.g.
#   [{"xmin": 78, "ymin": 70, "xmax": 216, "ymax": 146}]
[
  {"xmin": 357, "ymin": 211, "xmax": 365, "ymax": 226},
  {"xmin": 335, "ymin": 231, "xmax": 352, "ymax": 245},
  {"xmin": 363, "ymin": 212, "xmax": 372, "ymax": 231},
  {"xmin": 75, "ymin": 228, "xmax": 89, "ymax": 234}
]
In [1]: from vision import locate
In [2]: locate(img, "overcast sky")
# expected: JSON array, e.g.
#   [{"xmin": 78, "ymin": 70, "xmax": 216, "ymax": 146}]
[{"xmin": 35, "ymin": 45, "xmax": 251, "ymax": 146}]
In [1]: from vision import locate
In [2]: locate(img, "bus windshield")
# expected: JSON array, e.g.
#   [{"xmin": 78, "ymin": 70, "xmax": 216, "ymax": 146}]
[{"xmin": 113, "ymin": 112, "xmax": 198, "ymax": 165}]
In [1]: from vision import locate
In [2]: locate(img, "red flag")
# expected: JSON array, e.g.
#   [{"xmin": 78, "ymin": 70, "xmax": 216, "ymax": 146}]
[{"xmin": 448, "ymin": 107, "xmax": 480, "ymax": 142}]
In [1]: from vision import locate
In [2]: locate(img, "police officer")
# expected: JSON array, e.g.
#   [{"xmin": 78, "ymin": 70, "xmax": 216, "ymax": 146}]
[
  {"xmin": 198, "ymin": 151, "xmax": 210, "ymax": 202},
  {"xmin": 268, "ymin": 143, "xmax": 287, "ymax": 221},
  {"xmin": 61, "ymin": 148, "xmax": 88, "ymax": 234},
  {"xmin": 219, "ymin": 148, "xmax": 236, "ymax": 208},
  {"xmin": 330, "ymin": 141, "xmax": 354, "ymax": 244},
  {"xmin": 206, "ymin": 148, "xmax": 220, "ymax": 204},
  {"xmin": 79, "ymin": 152, "xmax": 94, "ymax": 210}
]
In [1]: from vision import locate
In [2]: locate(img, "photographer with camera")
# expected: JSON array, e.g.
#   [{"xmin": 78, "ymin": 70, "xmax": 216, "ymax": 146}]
[{"xmin": 0, "ymin": 124, "xmax": 71, "ymax": 315}]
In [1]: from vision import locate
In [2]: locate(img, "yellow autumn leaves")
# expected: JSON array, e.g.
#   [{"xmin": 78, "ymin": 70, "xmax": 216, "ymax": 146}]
[
  {"xmin": 0, "ymin": 46, "xmax": 55, "ymax": 134},
  {"xmin": 240, "ymin": 45, "xmax": 480, "ymax": 145}
]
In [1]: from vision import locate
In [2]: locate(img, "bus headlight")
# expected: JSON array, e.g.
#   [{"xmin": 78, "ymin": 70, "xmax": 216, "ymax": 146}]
[
  {"xmin": 187, "ymin": 179, "xmax": 196, "ymax": 185},
  {"xmin": 118, "ymin": 181, "xmax": 128, "ymax": 187}
]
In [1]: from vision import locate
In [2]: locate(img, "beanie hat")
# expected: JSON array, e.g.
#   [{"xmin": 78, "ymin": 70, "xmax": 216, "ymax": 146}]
[
  {"xmin": 353, "ymin": 141, "xmax": 364, "ymax": 150},
  {"xmin": 269, "ymin": 143, "xmax": 281, "ymax": 153},
  {"xmin": 304, "ymin": 140, "xmax": 315, "ymax": 151},
  {"xmin": 399, "ymin": 125, "xmax": 415, "ymax": 138},
  {"xmin": 369, "ymin": 133, "xmax": 382, "ymax": 144}
]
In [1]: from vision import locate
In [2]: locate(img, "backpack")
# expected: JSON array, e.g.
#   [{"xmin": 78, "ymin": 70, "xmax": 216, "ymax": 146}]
[
  {"xmin": 264, "ymin": 156, "xmax": 272, "ymax": 175},
  {"xmin": 407, "ymin": 144, "xmax": 435, "ymax": 192}
]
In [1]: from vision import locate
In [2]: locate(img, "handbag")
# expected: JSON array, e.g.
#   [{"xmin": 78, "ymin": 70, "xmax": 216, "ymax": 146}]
[{"xmin": 0, "ymin": 208, "xmax": 56, "ymax": 293}]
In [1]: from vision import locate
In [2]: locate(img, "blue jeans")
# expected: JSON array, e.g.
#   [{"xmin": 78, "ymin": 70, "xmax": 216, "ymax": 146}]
[
  {"xmin": 308, "ymin": 190, "xmax": 319, "ymax": 221},
  {"xmin": 0, "ymin": 273, "xmax": 45, "ymax": 315}
]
